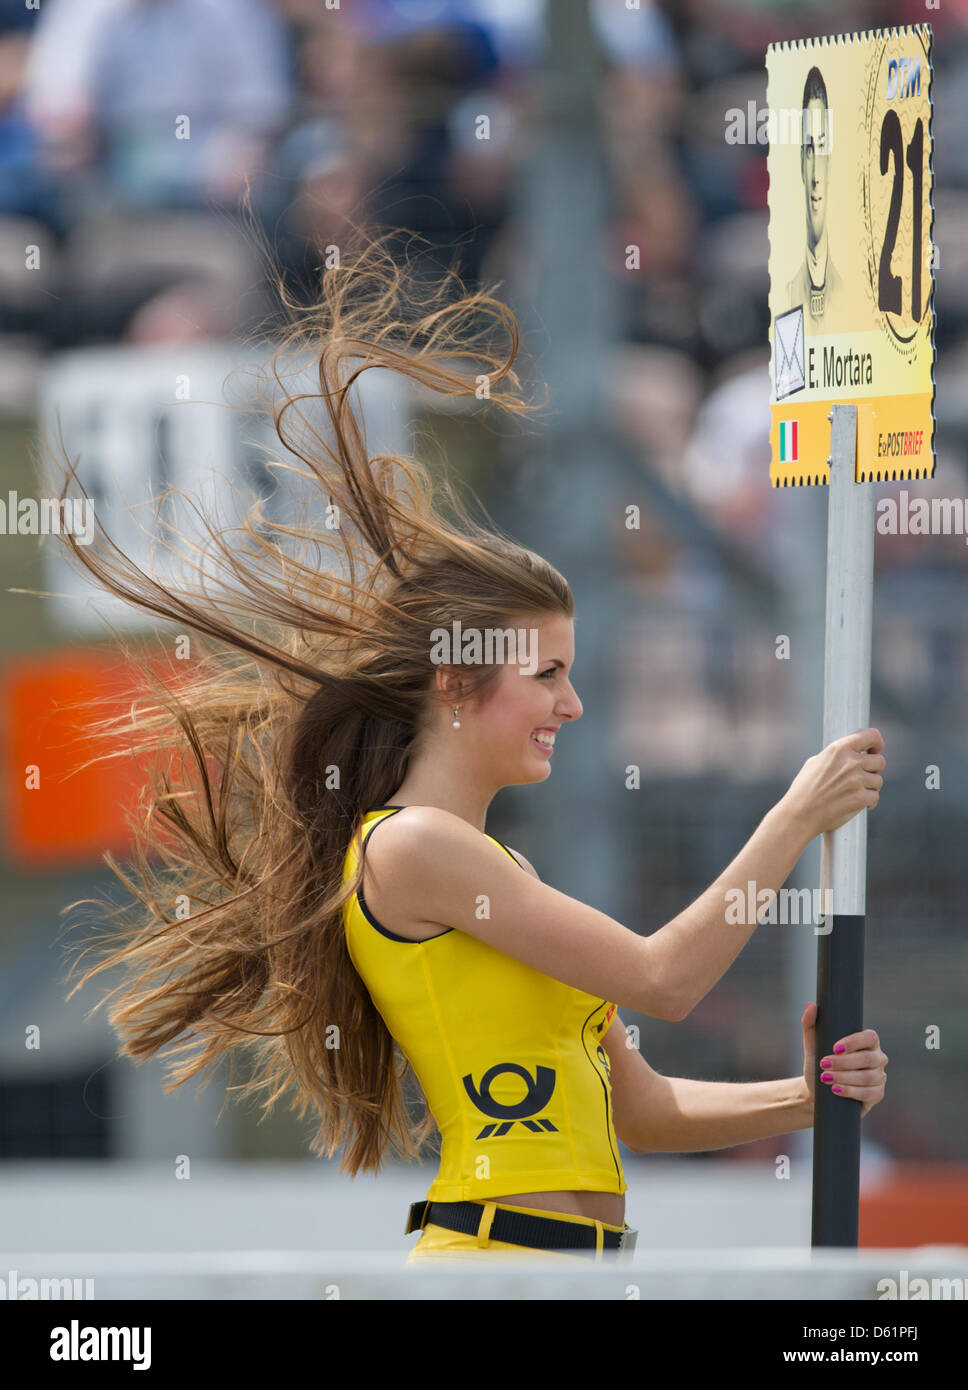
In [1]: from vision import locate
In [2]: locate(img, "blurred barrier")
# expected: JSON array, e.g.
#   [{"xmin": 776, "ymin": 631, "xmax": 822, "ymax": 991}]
[
  {"xmin": 2, "ymin": 1160, "xmax": 966, "ymax": 1256},
  {"xmin": 1, "ymin": 1246, "xmax": 966, "ymax": 1300}
]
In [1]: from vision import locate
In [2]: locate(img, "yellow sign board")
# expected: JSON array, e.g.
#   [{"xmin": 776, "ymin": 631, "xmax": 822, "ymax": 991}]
[{"xmin": 767, "ymin": 25, "xmax": 935, "ymax": 486}]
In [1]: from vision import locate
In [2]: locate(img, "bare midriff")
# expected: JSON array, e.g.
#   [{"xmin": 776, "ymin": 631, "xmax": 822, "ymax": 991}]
[{"xmin": 490, "ymin": 1190, "xmax": 625, "ymax": 1227}]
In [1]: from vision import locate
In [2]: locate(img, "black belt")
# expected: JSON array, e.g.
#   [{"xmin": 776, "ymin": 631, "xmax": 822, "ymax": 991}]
[{"xmin": 406, "ymin": 1199, "xmax": 635, "ymax": 1256}]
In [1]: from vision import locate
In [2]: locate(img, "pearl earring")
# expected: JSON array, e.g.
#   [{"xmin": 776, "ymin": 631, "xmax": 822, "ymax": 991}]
[{"xmin": 452, "ymin": 705, "xmax": 461, "ymax": 728}]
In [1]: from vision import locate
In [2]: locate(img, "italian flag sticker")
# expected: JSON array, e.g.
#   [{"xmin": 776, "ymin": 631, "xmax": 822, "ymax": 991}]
[{"xmin": 779, "ymin": 419, "xmax": 798, "ymax": 463}]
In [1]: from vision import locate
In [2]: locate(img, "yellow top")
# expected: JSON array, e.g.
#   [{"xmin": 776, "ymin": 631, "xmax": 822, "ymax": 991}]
[{"xmin": 342, "ymin": 806, "xmax": 627, "ymax": 1202}]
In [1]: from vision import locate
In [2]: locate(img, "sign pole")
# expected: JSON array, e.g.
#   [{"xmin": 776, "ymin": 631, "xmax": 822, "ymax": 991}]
[
  {"xmin": 811, "ymin": 402, "xmax": 874, "ymax": 1246},
  {"xmin": 765, "ymin": 21, "xmax": 933, "ymax": 1245}
]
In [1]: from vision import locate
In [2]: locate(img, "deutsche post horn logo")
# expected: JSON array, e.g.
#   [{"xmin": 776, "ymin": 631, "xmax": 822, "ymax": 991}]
[{"xmin": 462, "ymin": 1061, "xmax": 557, "ymax": 1139}]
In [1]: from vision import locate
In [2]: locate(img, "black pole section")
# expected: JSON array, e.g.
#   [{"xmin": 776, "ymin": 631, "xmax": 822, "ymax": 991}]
[{"xmin": 811, "ymin": 912, "xmax": 866, "ymax": 1245}]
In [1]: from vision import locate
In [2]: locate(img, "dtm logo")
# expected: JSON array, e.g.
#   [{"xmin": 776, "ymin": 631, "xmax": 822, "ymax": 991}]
[
  {"xmin": 886, "ymin": 56, "xmax": 921, "ymax": 101},
  {"xmin": 462, "ymin": 1062, "xmax": 557, "ymax": 1140}
]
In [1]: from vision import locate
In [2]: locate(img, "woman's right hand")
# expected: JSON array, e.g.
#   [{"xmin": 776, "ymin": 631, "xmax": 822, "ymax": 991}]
[{"xmin": 781, "ymin": 727, "xmax": 886, "ymax": 840}]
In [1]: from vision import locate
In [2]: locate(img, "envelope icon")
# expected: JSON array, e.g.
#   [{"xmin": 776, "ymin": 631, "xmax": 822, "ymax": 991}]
[{"xmin": 774, "ymin": 306, "xmax": 804, "ymax": 399}]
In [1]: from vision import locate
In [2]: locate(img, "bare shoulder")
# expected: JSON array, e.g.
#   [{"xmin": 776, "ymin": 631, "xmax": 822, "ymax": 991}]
[
  {"xmin": 361, "ymin": 811, "xmax": 545, "ymax": 939},
  {"xmin": 364, "ymin": 805, "xmax": 483, "ymax": 863},
  {"xmin": 361, "ymin": 805, "xmax": 518, "ymax": 939},
  {"xmin": 369, "ymin": 807, "xmax": 539, "ymax": 880}
]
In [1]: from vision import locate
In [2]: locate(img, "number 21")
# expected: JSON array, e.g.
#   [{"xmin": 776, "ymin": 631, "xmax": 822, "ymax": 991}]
[{"xmin": 878, "ymin": 111, "xmax": 924, "ymax": 322}]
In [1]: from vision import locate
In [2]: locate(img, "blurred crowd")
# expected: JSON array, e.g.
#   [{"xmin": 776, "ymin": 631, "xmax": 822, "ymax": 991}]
[{"xmin": 1, "ymin": 0, "xmax": 966, "ymax": 620}]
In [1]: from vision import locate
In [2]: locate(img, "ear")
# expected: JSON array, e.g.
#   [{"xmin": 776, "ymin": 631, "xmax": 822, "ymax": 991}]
[{"xmin": 435, "ymin": 666, "xmax": 465, "ymax": 703}]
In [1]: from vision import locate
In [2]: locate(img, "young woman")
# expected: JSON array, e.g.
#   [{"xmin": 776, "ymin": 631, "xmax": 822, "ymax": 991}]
[{"xmin": 57, "ymin": 231, "xmax": 888, "ymax": 1267}]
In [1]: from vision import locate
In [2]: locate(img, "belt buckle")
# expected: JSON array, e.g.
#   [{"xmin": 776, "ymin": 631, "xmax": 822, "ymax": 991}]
[
  {"xmin": 618, "ymin": 1226, "xmax": 637, "ymax": 1256},
  {"xmin": 405, "ymin": 1200, "xmax": 430, "ymax": 1235}
]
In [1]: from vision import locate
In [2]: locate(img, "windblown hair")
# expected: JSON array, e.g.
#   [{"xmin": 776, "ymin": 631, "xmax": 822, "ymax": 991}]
[{"xmin": 53, "ymin": 224, "xmax": 574, "ymax": 1176}]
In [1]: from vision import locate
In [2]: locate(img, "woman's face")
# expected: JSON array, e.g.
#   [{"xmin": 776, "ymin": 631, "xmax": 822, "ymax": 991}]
[{"xmin": 469, "ymin": 611, "xmax": 583, "ymax": 786}]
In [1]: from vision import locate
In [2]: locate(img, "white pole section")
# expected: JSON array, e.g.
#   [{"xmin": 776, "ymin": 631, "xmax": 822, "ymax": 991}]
[{"xmin": 820, "ymin": 403, "xmax": 874, "ymax": 916}]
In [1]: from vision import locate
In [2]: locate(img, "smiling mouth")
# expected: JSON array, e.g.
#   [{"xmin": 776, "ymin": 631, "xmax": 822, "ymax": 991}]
[{"xmin": 531, "ymin": 731, "xmax": 556, "ymax": 753}]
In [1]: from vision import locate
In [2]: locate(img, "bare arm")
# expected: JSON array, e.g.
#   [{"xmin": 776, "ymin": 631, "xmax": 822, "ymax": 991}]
[
  {"xmin": 510, "ymin": 814, "xmax": 811, "ymax": 1020},
  {"xmin": 646, "ymin": 727, "xmax": 885, "ymax": 1018},
  {"xmin": 603, "ymin": 1018, "xmax": 813, "ymax": 1153}
]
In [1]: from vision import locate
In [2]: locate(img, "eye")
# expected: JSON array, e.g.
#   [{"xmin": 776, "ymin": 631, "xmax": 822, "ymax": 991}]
[{"xmin": 538, "ymin": 667, "xmax": 557, "ymax": 679}]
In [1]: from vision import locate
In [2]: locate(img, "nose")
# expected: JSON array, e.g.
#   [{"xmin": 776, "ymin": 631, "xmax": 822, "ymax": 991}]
[{"xmin": 558, "ymin": 684, "xmax": 583, "ymax": 722}]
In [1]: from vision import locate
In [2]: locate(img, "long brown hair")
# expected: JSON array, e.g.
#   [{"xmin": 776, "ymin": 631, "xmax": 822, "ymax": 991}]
[{"xmin": 52, "ymin": 224, "xmax": 574, "ymax": 1175}]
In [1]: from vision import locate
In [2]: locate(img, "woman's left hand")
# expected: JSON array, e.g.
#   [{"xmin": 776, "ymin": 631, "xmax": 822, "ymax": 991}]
[{"xmin": 800, "ymin": 1001, "xmax": 888, "ymax": 1118}]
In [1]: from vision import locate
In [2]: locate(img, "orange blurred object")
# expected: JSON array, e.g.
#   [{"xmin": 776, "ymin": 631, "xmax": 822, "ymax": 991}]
[
  {"xmin": 861, "ymin": 1164, "xmax": 968, "ymax": 1247},
  {"xmin": 0, "ymin": 648, "xmax": 169, "ymax": 868}
]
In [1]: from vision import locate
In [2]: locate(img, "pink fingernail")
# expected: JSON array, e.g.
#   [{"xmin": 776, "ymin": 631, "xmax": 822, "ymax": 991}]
[
  {"xmin": 832, "ymin": 1085, "xmax": 843, "ymax": 1093},
  {"xmin": 821, "ymin": 1072, "xmax": 834, "ymax": 1082},
  {"xmin": 834, "ymin": 1044, "xmax": 846, "ymax": 1053}
]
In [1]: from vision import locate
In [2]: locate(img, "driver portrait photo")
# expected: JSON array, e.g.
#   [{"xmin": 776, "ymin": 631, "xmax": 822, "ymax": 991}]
[{"xmin": 785, "ymin": 65, "xmax": 843, "ymax": 330}]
